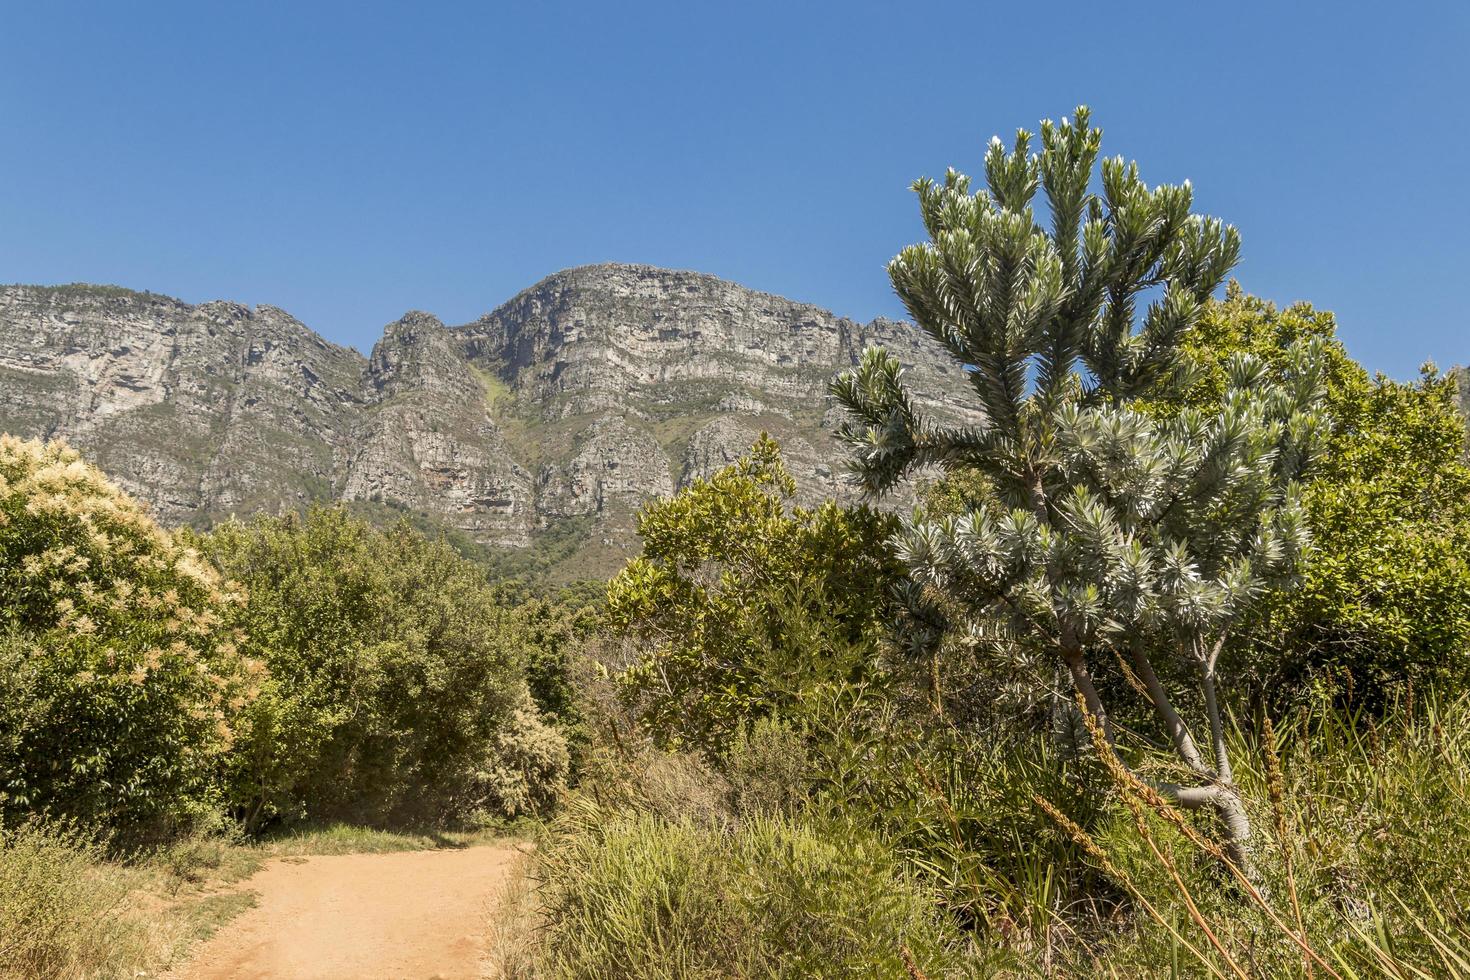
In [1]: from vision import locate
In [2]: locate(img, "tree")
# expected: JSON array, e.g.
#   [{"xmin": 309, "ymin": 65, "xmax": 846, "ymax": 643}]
[
  {"xmin": 607, "ymin": 435, "xmax": 903, "ymax": 752},
  {"xmin": 831, "ymin": 108, "xmax": 1325, "ymax": 867},
  {"xmin": 1161, "ymin": 289, "xmax": 1470, "ymax": 701},
  {"xmin": 194, "ymin": 507, "xmax": 541, "ymax": 827}
]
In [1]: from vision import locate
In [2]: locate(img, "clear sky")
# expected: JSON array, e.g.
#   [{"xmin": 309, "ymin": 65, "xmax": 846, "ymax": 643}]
[{"xmin": 2, "ymin": 1, "xmax": 1466, "ymax": 378}]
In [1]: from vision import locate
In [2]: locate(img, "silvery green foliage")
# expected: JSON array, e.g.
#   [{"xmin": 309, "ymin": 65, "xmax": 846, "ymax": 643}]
[
  {"xmin": 832, "ymin": 106, "xmax": 1327, "ymax": 667},
  {"xmin": 896, "ymin": 349, "xmax": 1323, "ymax": 660}
]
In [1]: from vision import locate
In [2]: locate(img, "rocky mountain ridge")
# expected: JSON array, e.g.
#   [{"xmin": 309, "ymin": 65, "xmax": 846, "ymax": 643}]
[{"xmin": 0, "ymin": 265, "xmax": 977, "ymax": 578}]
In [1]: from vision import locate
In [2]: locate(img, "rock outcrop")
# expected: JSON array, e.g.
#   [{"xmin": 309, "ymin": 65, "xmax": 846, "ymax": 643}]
[{"xmin": 0, "ymin": 265, "xmax": 981, "ymax": 576}]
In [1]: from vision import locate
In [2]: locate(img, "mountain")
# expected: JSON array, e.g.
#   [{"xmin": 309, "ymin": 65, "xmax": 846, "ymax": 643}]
[{"xmin": 0, "ymin": 265, "xmax": 978, "ymax": 578}]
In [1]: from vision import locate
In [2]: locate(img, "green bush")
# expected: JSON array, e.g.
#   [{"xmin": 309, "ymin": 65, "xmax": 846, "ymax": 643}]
[
  {"xmin": 194, "ymin": 507, "xmax": 560, "ymax": 827},
  {"xmin": 1164, "ymin": 288, "xmax": 1470, "ymax": 701},
  {"xmin": 491, "ymin": 579, "xmax": 602, "ymax": 763},
  {"xmin": 608, "ymin": 435, "xmax": 902, "ymax": 752},
  {"xmin": 532, "ymin": 807, "xmax": 981, "ymax": 979},
  {"xmin": 474, "ymin": 688, "xmax": 571, "ymax": 818},
  {"xmin": 0, "ymin": 436, "xmax": 253, "ymax": 833},
  {"xmin": 723, "ymin": 716, "xmax": 812, "ymax": 818}
]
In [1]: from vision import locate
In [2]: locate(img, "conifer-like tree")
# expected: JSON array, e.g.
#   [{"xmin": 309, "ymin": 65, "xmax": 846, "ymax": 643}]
[{"xmin": 831, "ymin": 107, "xmax": 1326, "ymax": 866}]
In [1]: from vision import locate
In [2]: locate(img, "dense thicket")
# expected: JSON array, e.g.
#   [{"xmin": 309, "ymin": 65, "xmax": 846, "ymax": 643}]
[
  {"xmin": 0, "ymin": 464, "xmax": 588, "ymax": 977},
  {"xmin": 193, "ymin": 507, "xmax": 566, "ymax": 828},
  {"xmin": 491, "ymin": 578, "xmax": 601, "ymax": 759},
  {"xmin": 0, "ymin": 436, "xmax": 254, "ymax": 833}
]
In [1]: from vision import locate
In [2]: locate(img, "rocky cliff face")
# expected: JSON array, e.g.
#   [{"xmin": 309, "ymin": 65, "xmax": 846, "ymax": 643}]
[
  {"xmin": 0, "ymin": 285, "xmax": 364, "ymax": 522},
  {"xmin": 0, "ymin": 265, "xmax": 980, "ymax": 577}
]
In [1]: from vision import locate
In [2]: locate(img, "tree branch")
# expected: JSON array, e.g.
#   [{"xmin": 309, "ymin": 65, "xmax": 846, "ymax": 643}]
[
  {"xmin": 1127, "ymin": 642, "xmax": 1214, "ymax": 779},
  {"xmin": 1198, "ymin": 632, "xmax": 1233, "ymax": 783}
]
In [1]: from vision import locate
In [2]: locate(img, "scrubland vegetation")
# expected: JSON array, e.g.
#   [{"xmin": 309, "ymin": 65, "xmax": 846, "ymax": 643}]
[
  {"xmin": 5, "ymin": 106, "xmax": 1470, "ymax": 978},
  {"xmin": 493, "ymin": 109, "xmax": 1470, "ymax": 978}
]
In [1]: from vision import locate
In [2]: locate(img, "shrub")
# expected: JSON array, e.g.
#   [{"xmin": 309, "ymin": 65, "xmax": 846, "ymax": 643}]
[
  {"xmin": 531, "ymin": 807, "xmax": 980, "ymax": 978},
  {"xmin": 491, "ymin": 580, "xmax": 602, "ymax": 763},
  {"xmin": 723, "ymin": 716, "xmax": 812, "ymax": 818},
  {"xmin": 566, "ymin": 693, "xmax": 733, "ymax": 828},
  {"xmin": 1166, "ymin": 289, "xmax": 1470, "ymax": 702},
  {"xmin": 0, "ymin": 436, "xmax": 253, "ymax": 833},
  {"xmin": 474, "ymin": 689, "xmax": 571, "ymax": 818},
  {"xmin": 608, "ymin": 435, "xmax": 902, "ymax": 752},
  {"xmin": 194, "ymin": 507, "xmax": 546, "ymax": 827}
]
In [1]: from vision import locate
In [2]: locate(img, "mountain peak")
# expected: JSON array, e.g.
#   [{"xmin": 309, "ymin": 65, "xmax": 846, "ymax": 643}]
[{"xmin": 0, "ymin": 264, "xmax": 977, "ymax": 579}]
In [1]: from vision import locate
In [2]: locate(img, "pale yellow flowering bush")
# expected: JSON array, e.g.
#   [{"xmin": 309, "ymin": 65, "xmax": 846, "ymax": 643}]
[
  {"xmin": 474, "ymin": 686, "xmax": 570, "ymax": 818},
  {"xmin": 0, "ymin": 435, "xmax": 255, "ymax": 834}
]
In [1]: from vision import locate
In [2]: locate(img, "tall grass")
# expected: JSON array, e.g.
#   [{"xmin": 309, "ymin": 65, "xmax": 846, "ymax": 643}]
[
  {"xmin": 508, "ymin": 687, "xmax": 1470, "ymax": 978},
  {"xmin": 524, "ymin": 803, "xmax": 984, "ymax": 979},
  {"xmin": 492, "ymin": 723, "xmax": 995, "ymax": 978},
  {"xmin": 0, "ymin": 817, "xmax": 280, "ymax": 979},
  {"xmin": 1026, "ymin": 691, "xmax": 1470, "ymax": 977},
  {"xmin": 0, "ymin": 821, "xmax": 169, "ymax": 979}
]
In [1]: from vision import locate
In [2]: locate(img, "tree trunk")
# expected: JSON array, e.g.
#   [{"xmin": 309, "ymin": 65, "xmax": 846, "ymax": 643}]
[
  {"xmin": 1065, "ymin": 638, "xmax": 1257, "ymax": 879},
  {"xmin": 1212, "ymin": 784, "xmax": 1254, "ymax": 876},
  {"xmin": 1061, "ymin": 646, "xmax": 1112, "ymax": 743},
  {"xmin": 1171, "ymin": 781, "xmax": 1255, "ymax": 877}
]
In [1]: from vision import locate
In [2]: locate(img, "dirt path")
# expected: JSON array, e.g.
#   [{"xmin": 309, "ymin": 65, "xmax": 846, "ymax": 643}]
[{"xmin": 170, "ymin": 843, "xmax": 523, "ymax": 980}]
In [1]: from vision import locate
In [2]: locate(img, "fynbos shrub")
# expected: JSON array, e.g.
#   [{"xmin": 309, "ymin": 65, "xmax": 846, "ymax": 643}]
[
  {"xmin": 197, "ymin": 507, "xmax": 535, "ymax": 827},
  {"xmin": 0, "ymin": 436, "xmax": 255, "ymax": 833}
]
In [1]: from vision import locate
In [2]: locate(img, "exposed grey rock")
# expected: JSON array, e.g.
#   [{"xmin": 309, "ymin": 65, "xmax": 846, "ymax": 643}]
[
  {"xmin": 537, "ymin": 416, "xmax": 673, "ymax": 519},
  {"xmin": 344, "ymin": 311, "xmax": 535, "ymax": 546},
  {"xmin": 0, "ymin": 266, "xmax": 981, "ymax": 576},
  {"xmin": 0, "ymin": 285, "xmax": 362, "ymax": 524}
]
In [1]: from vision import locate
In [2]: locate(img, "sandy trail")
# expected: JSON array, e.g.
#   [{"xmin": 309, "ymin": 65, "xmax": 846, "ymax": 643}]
[{"xmin": 171, "ymin": 843, "xmax": 523, "ymax": 980}]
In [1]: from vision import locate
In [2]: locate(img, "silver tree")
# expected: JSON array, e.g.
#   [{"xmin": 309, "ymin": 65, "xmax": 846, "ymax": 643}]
[{"xmin": 831, "ymin": 107, "xmax": 1326, "ymax": 866}]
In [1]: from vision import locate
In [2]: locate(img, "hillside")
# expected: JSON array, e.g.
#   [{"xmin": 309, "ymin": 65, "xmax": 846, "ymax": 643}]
[{"xmin": 0, "ymin": 265, "xmax": 977, "ymax": 578}]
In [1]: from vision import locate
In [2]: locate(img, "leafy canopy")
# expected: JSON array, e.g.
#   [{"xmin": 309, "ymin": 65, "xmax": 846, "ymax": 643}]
[
  {"xmin": 833, "ymin": 107, "xmax": 1245, "ymax": 501},
  {"xmin": 607, "ymin": 435, "xmax": 902, "ymax": 751}
]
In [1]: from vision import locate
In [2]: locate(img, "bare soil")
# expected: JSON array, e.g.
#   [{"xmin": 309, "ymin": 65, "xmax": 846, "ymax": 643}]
[{"xmin": 168, "ymin": 843, "xmax": 522, "ymax": 980}]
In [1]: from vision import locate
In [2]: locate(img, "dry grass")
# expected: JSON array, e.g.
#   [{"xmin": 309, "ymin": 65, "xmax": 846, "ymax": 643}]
[
  {"xmin": 482, "ymin": 849, "xmax": 544, "ymax": 980},
  {"xmin": 0, "ymin": 822, "xmax": 258, "ymax": 980}
]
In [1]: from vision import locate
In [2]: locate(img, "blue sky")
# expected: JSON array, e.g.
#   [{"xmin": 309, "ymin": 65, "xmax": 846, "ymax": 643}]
[{"xmin": 2, "ymin": 1, "xmax": 1466, "ymax": 378}]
